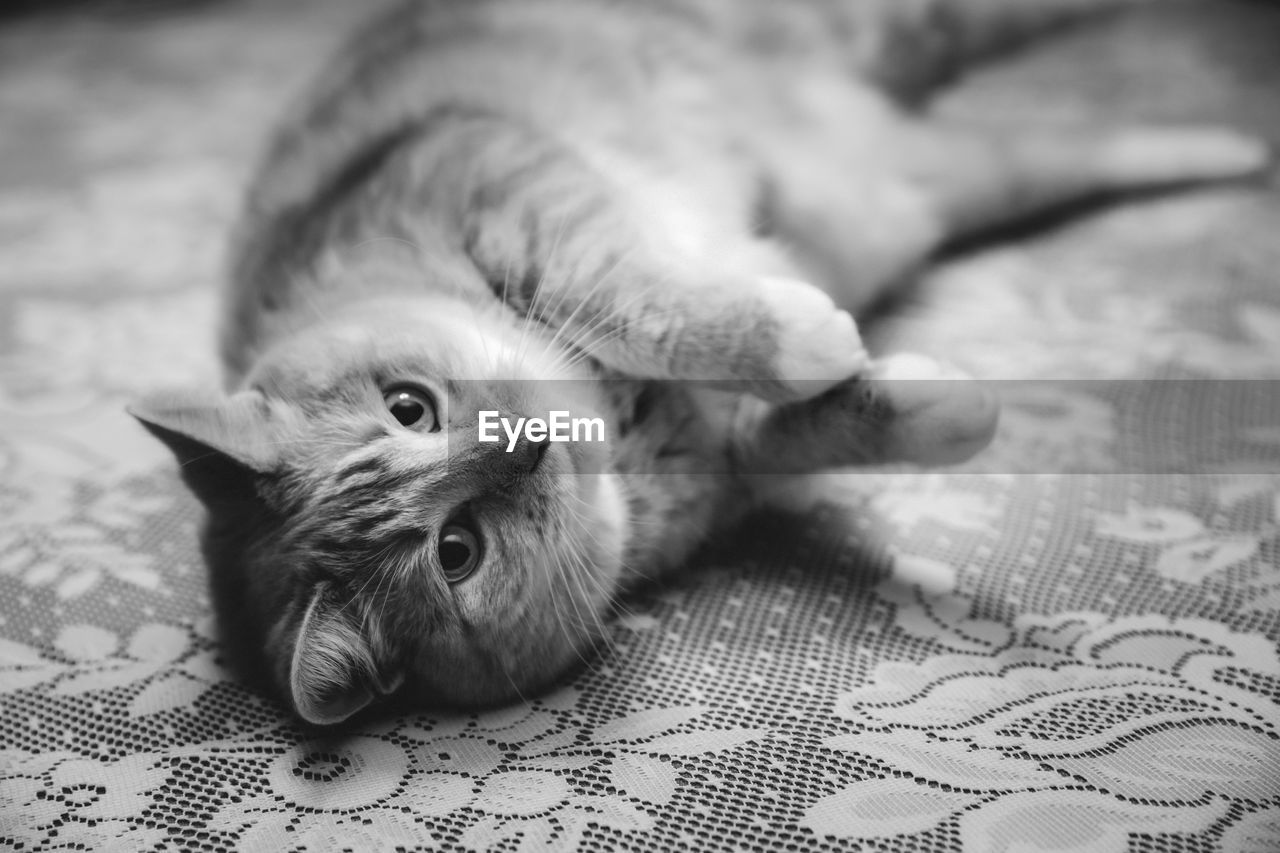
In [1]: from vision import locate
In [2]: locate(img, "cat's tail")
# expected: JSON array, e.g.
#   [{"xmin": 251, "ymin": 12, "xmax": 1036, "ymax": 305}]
[
  {"xmin": 856, "ymin": 0, "xmax": 1169, "ymax": 100},
  {"xmin": 918, "ymin": 124, "xmax": 1273, "ymax": 240}
]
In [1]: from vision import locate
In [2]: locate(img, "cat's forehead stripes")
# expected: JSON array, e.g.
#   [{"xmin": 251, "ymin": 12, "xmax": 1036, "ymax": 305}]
[
  {"xmin": 325, "ymin": 440, "xmax": 448, "ymax": 498},
  {"xmin": 330, "ymin": 448, "xmax": 394, "ymax": 486},
  {"xmin": 295, "ymin": 456, "xmax": 450, "ymax": 586},
  {"xmin": 328, "ymin": 447, "xmax": 405, "ymax": 489}
]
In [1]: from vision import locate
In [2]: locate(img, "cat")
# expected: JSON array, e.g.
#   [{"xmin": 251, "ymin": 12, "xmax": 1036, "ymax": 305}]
[{"xmin": 130, "ymin": 0, "xmax": 1270, "ymax": 726}]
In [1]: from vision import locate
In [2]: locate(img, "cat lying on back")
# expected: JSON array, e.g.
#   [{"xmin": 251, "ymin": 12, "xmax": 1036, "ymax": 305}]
[{"xmin": 132, "ymin": 0, "xmax": 1269, "ymax": 725}]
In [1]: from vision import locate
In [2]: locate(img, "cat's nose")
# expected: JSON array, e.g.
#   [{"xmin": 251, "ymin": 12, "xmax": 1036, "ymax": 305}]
[{"xmin": 510, "ymin": 433, "xmax": 550, "ymax": 475}]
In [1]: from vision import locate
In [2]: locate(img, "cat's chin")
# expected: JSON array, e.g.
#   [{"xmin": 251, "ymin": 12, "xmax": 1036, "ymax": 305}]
[
  {"xmin": 526, "ymin": 469, "xmax": 630, "ymax": 694},
  {"xmin": 572, "ymin": 468, "xmax": 627, "ymax": 572}
]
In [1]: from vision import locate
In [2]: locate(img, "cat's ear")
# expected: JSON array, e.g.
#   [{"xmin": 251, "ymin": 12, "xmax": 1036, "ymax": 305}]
[
  {"xmin": 288, "ymin": 585, "xmax": 400, "ymax": 726},
  {"xmin": 128, "ymin": 389, "xmax": 285, "ymax": 507}
]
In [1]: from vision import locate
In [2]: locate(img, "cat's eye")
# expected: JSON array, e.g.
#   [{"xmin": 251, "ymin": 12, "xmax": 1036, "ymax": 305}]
[
  {"xmin": 383, "ymin": 386, "xmax": 439, "ymax": 431},
  {"xmin": 437, "ymin": 524, "xmax": 481, "ymax": 583}
]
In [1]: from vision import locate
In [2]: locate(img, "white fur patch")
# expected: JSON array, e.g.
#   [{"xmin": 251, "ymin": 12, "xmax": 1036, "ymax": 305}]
[
  {"xmin": 873, "ymin": 352, "xmax": 972, "ymax": 382},
  {"xmin": 757, "ymin": 276, "xmax": 869, "ymax": 399}
]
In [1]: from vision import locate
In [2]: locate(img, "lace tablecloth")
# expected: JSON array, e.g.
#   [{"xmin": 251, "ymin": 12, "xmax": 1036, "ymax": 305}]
[{"xmin": 2, "ymin": 2, "xmax": 1278, "ymax": 851}]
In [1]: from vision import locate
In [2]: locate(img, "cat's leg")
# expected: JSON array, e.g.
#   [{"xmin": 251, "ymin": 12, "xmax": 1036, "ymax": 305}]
[
  {"xmin": 731, "ymin": 353, "xmax": 999, "ymax": 474},
  {"xmin": 454, "ymin": 122, "xmax": 870, "ymax": 402},
  {"xmin": 502, "ymin": 227, "xmax": 868, "ymax": 404}
]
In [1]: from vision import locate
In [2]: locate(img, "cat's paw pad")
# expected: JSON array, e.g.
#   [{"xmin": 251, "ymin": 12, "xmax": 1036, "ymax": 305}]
[
  {"xmin": 871, "ymin": 353, "xmax": 998, "ymax": 465},
  {"xmin": 757, "ymin": 276, "xmax": 868, "ymax": 401}
]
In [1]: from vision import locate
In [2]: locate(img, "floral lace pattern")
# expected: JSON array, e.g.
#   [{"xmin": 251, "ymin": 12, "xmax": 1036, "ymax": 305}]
[{"xmin": 2, "ymin": 2, "xmax": 1279, "ymax": 851}]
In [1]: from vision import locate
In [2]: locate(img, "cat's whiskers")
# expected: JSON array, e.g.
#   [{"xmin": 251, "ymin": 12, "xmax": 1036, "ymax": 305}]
[
  {"xmin": 506, "ymin": 229, "xmax": 616, "ymax": 379},
  {"xmin": 372, "ymin": 546, "xmax": 415, "ymax": 667},
  {"xmin": 512, "ymin": 209, "xmax": 575, "ymax": 366},
  {"xmin": 544, "ymin": 510, "xmax": 594, "ymax": 652},
  {"xmin": 463, "ymin": 299, "xmax": 496, "ymax": 369},
  {"xmin": 517, "ymin": 285, "xmax": 669, "ymax": 383},
  {"xmin": 570, "ymin": 487, "xmax": 661, "ymax": 591},
  {"xmin": 525, "ymin": 144, "xmax": 719, "ymax": 370},
  {"xmin": 332, "ymin": 531, "xmax": 402, "ymax": 622},
  {"xmin": 565, "ymin": 491, "xmax": 648, "ymax": 608},
  {"xmin": 515, "ymin": 198, "xmax": 643, "ymax": 374},
  {"xmin": 555, "ymin": 499, "xmax": 628, "ymax": 654},
  {"xmin": 548, "ymin": 256, "xmax": 689, "ymax": 364},
  {"xmin": 541, "ymin": 549, "xmax": 576, "ymax": 668},
  {"xmin": 536, "ymin": 241, "xmax": 641, "ymax": 361},
  {"xmin": 528, "ymin": 240, "xmax": 672, "ymax": 379},
  {"xmin": 562, "ymin": 537, "xmax": 605, "ymax": 646},
  {"xmin": 562, "ymin": 573, "xmax": 617, "ymax": 674},
  {"xmin": 358, "ymin": 552, "xmax": 395, "ymax": 651},
  {"xmin": 546, "ymin": 510, "xmax": 612, "ymax": 671},
  {"xmin": 555, "ymin": 299, "xmax": 695, "ymax": 375}
]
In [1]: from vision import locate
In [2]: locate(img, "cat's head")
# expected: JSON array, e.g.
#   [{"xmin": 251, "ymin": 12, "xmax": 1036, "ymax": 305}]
[{"xmin": 131, "ymin": 296, "xmax": 626, "ymax": 725}]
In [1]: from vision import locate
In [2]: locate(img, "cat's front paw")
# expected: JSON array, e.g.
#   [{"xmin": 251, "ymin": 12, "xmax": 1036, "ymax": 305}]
[
  {"xmin": 756, "ymin": 276, "xmax": 869, "ymax": 402},
  {"xmin": 872, "ymin": 353, "xmax": 999, "ymax": 466}
]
